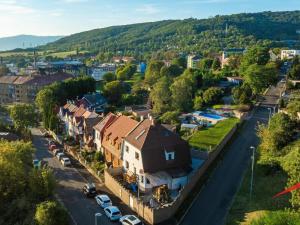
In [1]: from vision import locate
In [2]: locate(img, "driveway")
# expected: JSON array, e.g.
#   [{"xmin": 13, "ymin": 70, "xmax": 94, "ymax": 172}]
[
  {"xmin": 176, "ymin": 106, "xmax": 270, "ymax": 225},
  {"xmin": 31, "ymin": 128, "xmax": 133, "ymax": 225}
]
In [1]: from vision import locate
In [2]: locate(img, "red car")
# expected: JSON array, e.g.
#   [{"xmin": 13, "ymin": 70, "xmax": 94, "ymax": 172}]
[{"xmin": 48, "ymin": 144, "xmax": 57, "ymax": 151}]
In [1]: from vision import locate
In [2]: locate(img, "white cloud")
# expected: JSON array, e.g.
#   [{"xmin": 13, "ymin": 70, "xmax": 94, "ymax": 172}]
[
  {"xmin": 136, "ymin": 4, "xmax": 160, "ymax": 15},
  {"xmin": 0, "ymin": 0, "xmax": 35, "ymax": 14}
]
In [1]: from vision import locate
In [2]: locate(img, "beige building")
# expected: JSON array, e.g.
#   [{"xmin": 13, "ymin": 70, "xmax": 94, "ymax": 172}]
[{"xmin": 0, "ymin": 73, "xmax": 72, "ymax": 104}]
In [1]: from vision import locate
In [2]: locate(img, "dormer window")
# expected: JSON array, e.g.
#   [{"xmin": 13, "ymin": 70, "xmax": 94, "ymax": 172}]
[{"xmin": 165, "ymin": 150, "xmax": 175, "ymax": 161}]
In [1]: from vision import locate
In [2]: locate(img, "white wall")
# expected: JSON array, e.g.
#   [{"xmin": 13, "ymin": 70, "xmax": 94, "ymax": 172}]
[{"xmin": 94, "ymin": 129, "xmax": 102, "ymax": 152}]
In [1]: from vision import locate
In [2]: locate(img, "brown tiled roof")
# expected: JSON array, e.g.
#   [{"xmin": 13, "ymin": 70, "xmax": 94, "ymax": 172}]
[
  {"xmin": 63, "ymin": 103, "xmax": 71, "ymax": 109},
  {"xmin": 102, "ymin": 115, "xmax": 138, "ymax": 158},
  {"xmin": 125, "ymin": 119, "xmax": 191, "ymax": 173},
  {"xmin": 93, "ymin": 112, "xmax": 117, "ymax": 132},
  {"xmin": 13, "ymin": 76, "xmax": 34, "ymax": 84},
  {"xmin": 73, "ymin": 107, "xmax": 87, "ymax": 118},
  {"xmin": 0, "ymin": 76, "xmax": 18, "ymax": 84}
]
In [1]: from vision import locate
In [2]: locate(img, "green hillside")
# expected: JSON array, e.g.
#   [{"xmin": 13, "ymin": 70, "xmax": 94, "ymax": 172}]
[{"xmin": 34, "ymin": 11, "xmax": 300, "ymax": 55}]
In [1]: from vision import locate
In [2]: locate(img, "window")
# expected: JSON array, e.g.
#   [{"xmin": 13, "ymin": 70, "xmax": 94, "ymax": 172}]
[
  {"xmin": 165, "ymin": 151, "xmax": 175, "ymax": 161},
  {"xmin": 146, "ymin": 178, "xmax": 150, "ymax": 184},
  {"xmin": 134, "ymin": 167, "xmax": 136, "ymax": 174},
  {"xmin": 140, "ymin": 175, "xmax": 144, "ymax": 184},
  {"xmin": 135, "ymin": 152, "xmax": 139, "ymax": 160},
  {"xmin": 125, "ymin": 145, "xmax": 129, "ymax": 153},
  {"xmin": 125, "ymin": 161, "xmax": 129, "ymax": 169}
]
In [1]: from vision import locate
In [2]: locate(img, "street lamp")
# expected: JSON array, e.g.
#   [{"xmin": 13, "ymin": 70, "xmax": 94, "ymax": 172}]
[
  {"xmin": 249, "ymin": 146, "xmax": 256, "ymax": 201},
  {"xmin": 95, "ymin": 213, "xmax": 102, "ymax": 225}
]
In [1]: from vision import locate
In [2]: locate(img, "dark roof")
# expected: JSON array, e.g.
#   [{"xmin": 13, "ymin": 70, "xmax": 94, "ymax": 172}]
[
  {"xmin": 125, "ymin": 119, "xmax": 191, "ymax": 173},
  {"xmin": 83, "ymin": 93, "xmax": 107, "ymax": 107},
  {"xmin": 94, "ymin": 112, "xmax": 117, "ymax": 132}
]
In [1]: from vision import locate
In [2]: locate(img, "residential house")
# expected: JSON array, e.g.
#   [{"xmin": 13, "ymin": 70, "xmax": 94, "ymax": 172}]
[
  {"xmin": 281, "ymin": 49, "xmax": 300, "ymax": 60},
  {"xmin": 93, "ymin": 113, "xmax": 117, "ymax": 152},
  {"xmin": 102, "ymin": 115, "xmax": 138, "ymax": 168},
  {"xmin": 59, "ymin": 103, "xmax": 79, "ymax": 137},
  {"xmin": 82, "ymin": 112, "xmax": 102, "ymax": 148},
  {"xmin": 187, "ymin": 55, "xmax": 201, "ymax": 69},
  {"xmin": 71, "ymin": 106, "xmax": 87, "ymax": 141},
  {"xmin": 122, "ymin": 118, "xmax": 191, "ymax": 192},
  {"xmin": 78, "ymin": 93, "xmax": 107, "ymax": 113}
]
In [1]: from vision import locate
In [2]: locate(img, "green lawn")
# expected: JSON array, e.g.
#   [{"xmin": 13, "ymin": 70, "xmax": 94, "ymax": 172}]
[
  {"xmin": 188, "ymin": 117, "xmax": 239, "ymax": 151},
  {"xmin": 226, "ymin": 163, "xmax": 290, "ymax": 225}
]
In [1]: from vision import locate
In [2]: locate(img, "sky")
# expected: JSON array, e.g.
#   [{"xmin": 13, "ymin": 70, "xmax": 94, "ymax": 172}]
[{"xmin": 0, "ymin": 0, "xmax": 299, "ymax": 38}]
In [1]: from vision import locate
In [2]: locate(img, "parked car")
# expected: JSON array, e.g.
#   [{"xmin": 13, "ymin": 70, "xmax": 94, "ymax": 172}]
[
  {"xmin": 83, "ymin": 183, "xmax": 97, "ymax": 197},
  {"xmin": 104, "ymin": 206, "xmax": 122, "ymax": 221},
  {"xmin": 95, "ymin": 194, "xmax": 112, "ymax": 208},
  {"xmin": 120, "ymin": 215, "xmax": 143, "ymax": 225},
  {"xmin": 60, "ymin": 157, "xmax": 71, "ymax": 166},
  {"xmin": 48, "ymin": 144, "xmax": 57, "ymax": 151},
  {"xmin": 56, "ymin": 152, "xmax": 65, "ymax": 161},
  {"xmin": 33, "ymin": 159, "xmax": 40, "ymax": 169},
  {"xmin": 53, "ymin": 149, "xmax": 62, "ymax": 156}
]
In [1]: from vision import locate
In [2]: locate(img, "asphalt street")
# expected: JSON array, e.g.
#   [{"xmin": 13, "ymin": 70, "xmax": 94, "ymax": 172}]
[
  {"xmin": 178, "ymin": 106, "xmax": 269, "ymax": 225},
  {"xmin": 31, "ymin": 128, "xmax": 127, "ymax": 225}
]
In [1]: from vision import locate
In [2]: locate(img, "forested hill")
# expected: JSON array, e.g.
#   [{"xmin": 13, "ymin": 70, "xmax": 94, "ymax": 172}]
[{"xmin": 42, "ymin": 11, "xmax": 300, "ymax": 54}]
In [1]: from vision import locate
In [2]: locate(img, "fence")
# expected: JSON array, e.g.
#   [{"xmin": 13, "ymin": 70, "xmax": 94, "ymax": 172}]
[{"xmin": 104, "ymin": 123, "xmax": 239, "ymax": 224}]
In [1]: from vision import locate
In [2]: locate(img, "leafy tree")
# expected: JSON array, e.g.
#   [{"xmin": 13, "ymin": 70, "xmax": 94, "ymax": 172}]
[
  {"xmin": 170, "ymin": 74, "xmax": 194, "ymax": 112},
  {"xmin": 280, "ymin": 141, "xmax": 300, "ymax": 208},
  {"xmin": 9, "ymin": 104, "xmax": 38, "ymax": 130},
  {"xmin": 160, "ymin": 64, "xmax": 183, "ymax": 78},
  {"xmin": 29, "ymin": 169, "xmax": 56, "ymax": 202},
  {"xmin": 144, "ymin": 60, "xmax": 164, "ymax": 86},
  {"xmin": 193, "ymin": 95, "xmax": 205, "ymax": 110},
  {"xmin": 232, "ymin": 83, "xmax": 253, "ymax": 104},
  {"xmin": 103, "ymin": 72, "xmax": 116, "ymax": 82},
  {"xmin": 103, "ymin": 80, "xmax": 126, "ymax": 105},
  {"xmin": 202, "ymin": 87, "xmax": 224, "ymax": 106},
  {"xmin": 117, "ymin": 64, "xmax": 136, "ymax": 80},
  {"xmin": 244, "ymin": 63, "xmax": 277, "ymax": 94},
  {"xmin": 240, "ymin": 45, "xmax": 270, "ymax": 72},
  {"xmin": 212, "ymin": 58, "xmax": 221, "ymax": 70},
  {"xmin": 197, "ymin": 58, "xmax": 214, "ymax": 70},
  {"xmin": 0, "ymin": 65, "xmax": 9, "ymax": 76},
  {"xmin": 35, "ymin": 201, "xmax": 69, "ymax": 225},
  {"xmin": 160, "ymin": 111, "xmax": 180, "ymax": 125},
  {"xmin": 286, "ymin": 99, "xmax": 300, "ymax": 119},
  {"xmin": 258, "ymin": 113, "xmax": 295, "ymax": 164},
  {"xmin": 150, "ymin": 76, "xmax": 172, "ymax": 114},
  {"xmin": 288, "ymin": 64, "xmax": 300, "ymax": 80},
  {"xmin": 171, "ymin": 57, "xmax": 187, "ymax": 68}
]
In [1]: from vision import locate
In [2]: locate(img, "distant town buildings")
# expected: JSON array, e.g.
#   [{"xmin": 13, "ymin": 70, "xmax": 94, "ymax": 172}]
[
  {"xmin": 221, "ymin": 48, "xmax": 245, "ymax": 68},
  {"xmin": 90, "ymin": 63, "xmax": 116, "ymax": 81},
  {"xmin": 187, "ymin": 55, "xmax": 201, "ymax": 69},
  {"xmin": 281, "ymin": 49, "xmax": 300, "ymax": 60},
  {"xmin": 0, "ymin": 73, "xmax": 72, "ymax": 104}
]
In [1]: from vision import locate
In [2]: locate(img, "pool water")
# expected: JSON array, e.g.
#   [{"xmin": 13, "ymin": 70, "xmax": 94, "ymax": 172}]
[{"xmin": 200, "ymin": 113, "xmax": 224, "ymax": 120}]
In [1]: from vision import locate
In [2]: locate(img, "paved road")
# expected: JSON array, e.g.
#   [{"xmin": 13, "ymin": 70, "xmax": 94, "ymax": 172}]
[
  {"xmin": 179, "ymin": 106, "xmax": 269, "ymax": 225},
  {"xmin": 31, "ymin": 128, "xmax": 127, "ymax": 225}
]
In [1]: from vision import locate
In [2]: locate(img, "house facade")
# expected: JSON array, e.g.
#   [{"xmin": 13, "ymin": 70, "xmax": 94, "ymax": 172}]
[
  {"xmin": 122, "ymin": 118, "xmax": 191, "ymax": 192},
  {"xmin": 101, "ymin": 115, "xmax": 138, "ymax": 168},
  {"xmin": 187, "ymin": 55, "xmax": 201, "ymax": 69},
  {"xmin": 281, "ymin": 49, "xmax": 300, "ymax": 60}
]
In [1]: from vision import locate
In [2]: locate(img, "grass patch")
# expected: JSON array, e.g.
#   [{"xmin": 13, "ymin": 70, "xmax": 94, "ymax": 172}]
[
  {"xmin": 188, "ymin": 117, "xmax": 239, "ymax": 151},
  {"xmin": 226, "ymin": 164, "xmax": 290, "ymax": 225}
]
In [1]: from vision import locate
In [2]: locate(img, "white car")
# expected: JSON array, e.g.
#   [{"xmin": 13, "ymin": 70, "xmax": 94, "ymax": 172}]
[
  {"xmin": 60, "ymin": 157, "xmax": 71, "ymax": 166},
  {"xmin": 104, "ymin": 206, "xmax": 122, "ymax": 221},
  {"xmin": 56, "ymin": 152, "xmax": 65, "ymax": 160},
  {"xmin": 95, "ymin": 194, "xmax": 112, "ymax": 208},
  {"xmin": 120, "ymin": 215, "xmax": 143, "ymax": 225}
]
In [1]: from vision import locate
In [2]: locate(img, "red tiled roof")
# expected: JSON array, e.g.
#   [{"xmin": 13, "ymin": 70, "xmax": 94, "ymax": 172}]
[{"xmin": 102, "ymin": 115, "xmax": 138, "ymax": 158}]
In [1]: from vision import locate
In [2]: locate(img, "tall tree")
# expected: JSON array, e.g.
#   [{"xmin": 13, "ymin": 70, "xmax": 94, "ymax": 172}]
[
  {"xmin": 144, "ymin": 60, "xmax": 164, "ymax": 87},
  {"xmin": 9, "ymin": 104, "xmax": 38, "ymax": 130}
]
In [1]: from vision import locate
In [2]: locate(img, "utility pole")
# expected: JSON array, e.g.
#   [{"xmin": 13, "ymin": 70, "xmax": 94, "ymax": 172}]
[{"xmin": 250, "ymin": 146, "xmax": 255, "ymax": 201}]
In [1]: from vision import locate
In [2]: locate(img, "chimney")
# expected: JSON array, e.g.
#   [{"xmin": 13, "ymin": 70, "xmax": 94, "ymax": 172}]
[
  {"xmin": 140, "ymin": 115, "xmax": 144, "ymax": 122},
  {"xmin": 149, "ymin": 115, "xmax": 156, "ymax": 126}
]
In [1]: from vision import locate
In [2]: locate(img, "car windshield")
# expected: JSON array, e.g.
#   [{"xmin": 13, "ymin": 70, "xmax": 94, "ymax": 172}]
[
  {"xmin": 112, "ymin": 211, "xmax": 120, "ymax": 216},
  {"xmin": 103, "ymin": 200, "xmax": 110, "ymax": 203},
  {"xmin": 136, "ymin": 222, "xmax": 142, "ymax": 225},
  {"xmin": 89, "ymin": 187, "xmax": 96, "ymax": 192}
]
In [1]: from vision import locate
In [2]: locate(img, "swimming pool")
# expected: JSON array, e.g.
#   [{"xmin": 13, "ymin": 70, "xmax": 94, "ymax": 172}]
[{"xmin": 200, "ymin": 113, "xmax": 224, "ymax": 120}]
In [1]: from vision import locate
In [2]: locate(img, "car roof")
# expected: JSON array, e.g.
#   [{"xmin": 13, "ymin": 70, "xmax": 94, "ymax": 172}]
[
  {"xmin": 97, "ymin": 194, "xmax": 110, "ymax": 200},
  {"xmin": 106, "ymin": 206, "xmax": 119, "ymax": 212},
  {"xmin": 62, "ymin": 157, "xmax": 70, "ymax": 161},
  {"xmin": 124, "ymin": 215, "xmax": 140, "ymax": 223}
]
